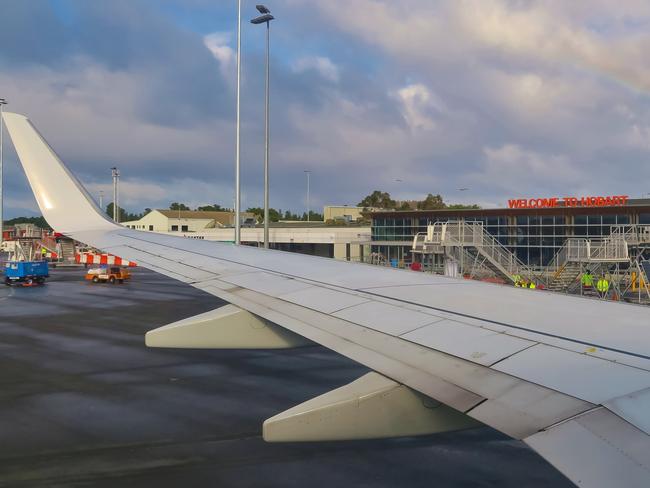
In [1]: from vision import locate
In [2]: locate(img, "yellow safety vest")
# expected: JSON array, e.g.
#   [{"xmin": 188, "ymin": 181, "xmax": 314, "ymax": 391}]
[{"xmin": 596, "ymin": 279, "xmax": 609, "ymax": 293}]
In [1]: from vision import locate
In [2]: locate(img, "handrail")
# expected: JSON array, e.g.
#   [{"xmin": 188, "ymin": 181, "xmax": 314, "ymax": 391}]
[
  {"xmin": 611, "ymin": 225, "xmax": 650, "ymax": 245},
  {"xmin": 427, "ymin": 222, "xmax": 540, "ymax": 283}
]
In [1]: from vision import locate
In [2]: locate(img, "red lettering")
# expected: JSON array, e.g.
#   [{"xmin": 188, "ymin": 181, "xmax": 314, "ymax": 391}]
[{"xmin": 507, "ymin": 195, "xmax": 628, "ymax": 208}]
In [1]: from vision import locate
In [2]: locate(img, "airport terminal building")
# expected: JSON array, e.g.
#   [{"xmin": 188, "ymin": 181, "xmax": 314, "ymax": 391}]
[{"xmin": 369, "ymin": 196, "xmax": 650, "ymax": 268}]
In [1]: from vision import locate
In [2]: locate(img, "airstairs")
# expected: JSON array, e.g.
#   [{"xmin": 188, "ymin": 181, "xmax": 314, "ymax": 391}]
[
  {"xmin": 412, "ymin": 221, "xmax": 540, "ymax": 284},
  {"xmin": 546, "ymin": 231, "xmax": 635, "ymax": 292},
  {"xmin": 58, "ymin": 238, "xmax": 77, "ymax": 264},
  {"xmin": 546, "ymin": 262, "xmax": 584, "ymax": 293},
  {"xmin": 1, "ymin": 241, "xmax": 29, "ymax": 261}
]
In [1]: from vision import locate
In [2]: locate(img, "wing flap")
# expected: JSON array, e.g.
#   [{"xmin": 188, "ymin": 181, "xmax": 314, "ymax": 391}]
[{"xmin": 526, "ymin": 407, "xmax": 650, "ymax": 488}]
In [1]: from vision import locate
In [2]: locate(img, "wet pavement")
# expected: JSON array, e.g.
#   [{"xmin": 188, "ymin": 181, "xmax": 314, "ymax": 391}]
[{"xmin": 0, "ymin": 267, "xmax": 572, "ymax": 487}]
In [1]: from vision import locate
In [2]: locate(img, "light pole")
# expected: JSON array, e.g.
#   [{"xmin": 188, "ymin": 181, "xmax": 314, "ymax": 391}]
[
  {"xmin": 99, "ymin": 190, "xmax": 104, "ymax": 211},
  {"xmin": 251, "ymin": 5, "xmax": 275, "ymax": 249},
  {"xmin": 234, "ymin": 0, "xmax": 242, "ymax": 244},
  {"xmin": 111, "ymin": 167, "xmax": 120, "ymax": 223},
  {"xmin": 304, "ymin": 170, "xmax": 311, "ymax": 222},
  {"xmin": 0, "ymin": 98, "xmax": 6, "ymax": 248}
]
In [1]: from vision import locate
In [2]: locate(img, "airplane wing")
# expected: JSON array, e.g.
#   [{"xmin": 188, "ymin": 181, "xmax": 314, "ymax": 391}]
[{"xmin": 4, "ymin": 112, "xmax": 650, "ymax": 488}]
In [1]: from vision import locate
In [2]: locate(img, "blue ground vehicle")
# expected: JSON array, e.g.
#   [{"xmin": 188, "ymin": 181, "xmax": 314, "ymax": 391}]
[{"xmin": 4, "ymin": 261, "xmax": 49, "ymax": 286}]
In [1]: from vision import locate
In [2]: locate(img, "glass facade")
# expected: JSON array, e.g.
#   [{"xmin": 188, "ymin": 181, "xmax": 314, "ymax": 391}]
[{"xmin": 371, "ymin": 208, "xmax": 648, "ymax": 267}]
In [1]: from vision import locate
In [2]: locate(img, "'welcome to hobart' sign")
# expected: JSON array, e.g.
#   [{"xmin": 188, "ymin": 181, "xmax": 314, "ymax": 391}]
[{"xmin": 508, "ymin": 195, "xmax": 629, "ymax": 209}]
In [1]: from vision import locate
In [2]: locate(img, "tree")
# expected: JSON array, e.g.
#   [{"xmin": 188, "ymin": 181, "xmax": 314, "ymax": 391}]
[
  {"xmin": 358, "ymin": 190, "xmax": 396, "ymax": 209},
  {"xmin": 170, "ymin": 202, "xmax": 191, "ymax": 211},
  {"xmin": 5, "ymin": 216, "xmax": 51, "ymax": 230},
  {"xmin": 105, "ymin": 203, "xmax": 140, "ymax": 222},
  {"xmin": 283, "ymin": 210, "xmax": 300, "ymax": 220},
  {"xmin": 398, "ymin": 201, "xmax": 411, "ymax": 210},
  {"xmin": 197, "ymin": 204, "xmax": 227, "ymax": 212},
  {"xmin": 446, "ymin": 203, "xmax": 481, "ymax": 209},
  {"xmin": 301, "ymin": 211, "xmax": 324, "ymax": 221},
  {"xmin": 246, "ymin": 207, "xmax": 281, "ymax": 222},
  {"xmin": 417, "ymin": 193, "xmax": 445, "ymax": 210}
]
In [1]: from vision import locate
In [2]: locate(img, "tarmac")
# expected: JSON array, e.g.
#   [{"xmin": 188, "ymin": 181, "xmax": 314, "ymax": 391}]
[{"xmin": 0, "ymin": 267, "xmax": 573, "ymax": 487}]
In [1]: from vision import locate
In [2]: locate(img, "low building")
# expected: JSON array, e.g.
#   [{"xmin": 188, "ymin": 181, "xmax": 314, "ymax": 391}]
[
  {"xmin": 121, "ymin": 209, "xmax": 256, "ymax": 233},
  {"xmin": 121, "ymin": 209, "xmax": 370, "ymax": 260},
  {"xmin": 369, "ymin": 196, "xmax": 650, "ymax": 267},
  {"xmin": 323, "ymin": 205, "xmax": 364, "ymax": 222}
]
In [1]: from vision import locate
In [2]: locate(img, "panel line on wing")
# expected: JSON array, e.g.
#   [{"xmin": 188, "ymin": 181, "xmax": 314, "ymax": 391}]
[{"xmin": 110, "ymin": 231, "xmax": 650, "ymax": 363}]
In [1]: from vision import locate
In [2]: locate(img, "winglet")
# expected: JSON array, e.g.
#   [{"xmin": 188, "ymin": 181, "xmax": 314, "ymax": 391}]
[{"xmin": 2, "ymin": 112, "xmax": 117, "ymax": 233}]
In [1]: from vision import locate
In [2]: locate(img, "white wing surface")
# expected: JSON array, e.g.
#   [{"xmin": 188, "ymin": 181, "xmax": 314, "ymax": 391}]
[{"xmin": 4, "ymin": 112, "xmax": 650, "ymax": 488}]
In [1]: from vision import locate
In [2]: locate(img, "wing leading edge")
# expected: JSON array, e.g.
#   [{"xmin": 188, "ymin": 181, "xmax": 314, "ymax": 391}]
[{"xmin": 5, "ymin": 112, "xmax": 650, "ymax": 488}]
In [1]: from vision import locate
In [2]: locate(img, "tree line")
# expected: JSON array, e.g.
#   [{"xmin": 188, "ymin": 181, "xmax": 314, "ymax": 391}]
[
  {"xmin": 8, "ymin": 191, "xmax": 480, "ymax": 230},
  {"xmin": 103, "ymin": 202, "xmax": 324, "ymax": 223},
  {"xmin": 358, "ymin": 190, "xmax": 480, "ymax": 210}
]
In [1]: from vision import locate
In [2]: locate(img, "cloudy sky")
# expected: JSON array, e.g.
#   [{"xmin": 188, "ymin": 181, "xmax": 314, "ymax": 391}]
[{"xmin": 1, "ymin": 0, "xmax": 649, "ymax": 218}]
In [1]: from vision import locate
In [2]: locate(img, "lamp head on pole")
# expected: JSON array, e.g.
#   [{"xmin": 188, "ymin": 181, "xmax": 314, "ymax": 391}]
[
  {"xmin": 251, "ymin": 5, "xmax": 273, "ymax": 24},
  {"xmin": 251, "ymin": 13, "xmax": 274, "ymax": 24}
]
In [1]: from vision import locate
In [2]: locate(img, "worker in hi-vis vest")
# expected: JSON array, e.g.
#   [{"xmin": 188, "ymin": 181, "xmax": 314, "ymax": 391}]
[
  {"xmin": 596, "ymin": 276, "xmax": 610, "ymax": 297},
  {"xmin": 581, "ymin": 270, "xmax": 594, "ymax": 289},
  {"xmin": 513, "ymin": 274, "xmax": 523, "ymax": 287}
]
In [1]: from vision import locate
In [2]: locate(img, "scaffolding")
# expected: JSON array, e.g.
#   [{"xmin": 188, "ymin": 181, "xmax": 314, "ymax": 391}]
[
  {"xmin": 544, "ymin": 225, "xmax": 650, "ymax": 303},
  {"xmin": 412, "ymin": 221, "xmax": 541, "ymax": 284},
  {"xmin": 411, "ymin": 222, "xmax": 650, "ymax": 304}
]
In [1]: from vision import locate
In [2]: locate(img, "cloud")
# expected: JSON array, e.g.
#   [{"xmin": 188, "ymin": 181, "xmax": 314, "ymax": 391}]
[
  {"xmin": 476, "ymin": 144, "xmax": 582, "ymax": 193},
  {"xmin": 395, "ymin": 84, "xmax": 443, "ymax": 130},
  {"xmin": 84, "ymin": 177, "xmax": 237, "ymax": 211},
  {"xmin": 2, "ymin": 0, "xmax": 650, "ymax": 218},
  {"xmin": 203, "ymin": 31, "xmax": 235, "ymax": 81},
  {"xmin": 305, "ymin": 0, "xmax": 650, "ymax": 92},
  {"xmin": 292, "ymin": 56, "xmax": 340, "ymax": 82}
]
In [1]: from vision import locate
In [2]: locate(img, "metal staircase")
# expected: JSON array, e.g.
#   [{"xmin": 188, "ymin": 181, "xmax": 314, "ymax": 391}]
[
  {"xmin": 546, "ymin": 234, "xmax": 630, "ymax": 292},
  {"xmin": 58, "ymin": 238, "xmax": 77, "ymax": 264},
  {"xmin": 413, "ymin": 221, "xmax": 540, "ymax": 284},
  {"xmin": 444, "ymin": 244, "xmax": 499, "ymax": 280},
  {"xmin": 546, "ymin": 262, "xmax": 583, "ymax": 292}
]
